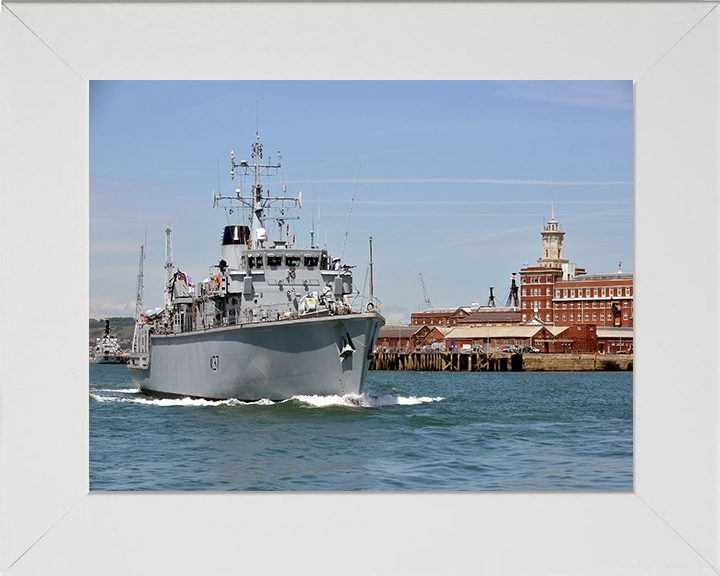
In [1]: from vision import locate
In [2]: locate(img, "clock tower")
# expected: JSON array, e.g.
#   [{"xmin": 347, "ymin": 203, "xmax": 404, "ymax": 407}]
[{"xmin": 537, "ymin": 198, "xmax": 568, "ymax": 269}]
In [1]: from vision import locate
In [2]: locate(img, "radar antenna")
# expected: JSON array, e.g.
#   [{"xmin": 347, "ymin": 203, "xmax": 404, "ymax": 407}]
[{"xmin": 218, "ymin": 134, "xmax": 301, "ymax": 249}]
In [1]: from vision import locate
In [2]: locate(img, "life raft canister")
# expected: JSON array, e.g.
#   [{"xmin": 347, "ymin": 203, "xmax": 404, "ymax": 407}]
[{"xmin": 214, "ymin": 274, "xmax": 221, "ymax": 288}]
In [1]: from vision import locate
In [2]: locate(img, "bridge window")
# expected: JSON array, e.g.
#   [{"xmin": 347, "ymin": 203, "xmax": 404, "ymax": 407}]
[
  {"xmin": 304, "ymin": 256, "xmax": 319, "ymax": 267},
  {"xmin": 267, "ymin": 255, "xmax": 282, "ymax": 267},
  {"xmin": 286, "ymin": 256, "xmax": 301, "ymax": 267}
]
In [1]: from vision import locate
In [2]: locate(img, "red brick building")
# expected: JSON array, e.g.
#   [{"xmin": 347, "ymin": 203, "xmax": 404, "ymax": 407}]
[
  {"xmin": 552, "ymin": 272, "xmax": 633, "ymax": 328},
  {"xmin": 443, "ymin": 325, "xmax": 568, "ymax": 352},
  {"xmin": 519, "ymin": 209, "xmax": 632, "ymax": 330},
  {"xmin": 411, "ymin": 306, "xmax": 523, "ymax": 328},
  {"xmin": 457, "ymin": 308, "xmax": 522, "ymax": 326},
  {"xmin": 376, "ymin": 324, "xmax": 447, "ymax": 351},
  {"xmin": 410, "ymin": 307, "xmax": 471, "ymax": 328},
  {"xmin": 519, "ymin": 211, "xmax": 586, "ymax": 324},
  {"xmin": 596, "ymin": 327, "xmax": 633, "ymax": 353}
]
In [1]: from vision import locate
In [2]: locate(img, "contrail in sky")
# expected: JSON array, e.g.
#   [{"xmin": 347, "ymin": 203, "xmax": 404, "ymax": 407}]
[{"xmin": 288, "ymin": 178, "xmax": 632, "ymax": 186}]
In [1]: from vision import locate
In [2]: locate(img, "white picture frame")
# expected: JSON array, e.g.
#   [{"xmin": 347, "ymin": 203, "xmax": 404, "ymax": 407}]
[{"xmin": 1, "ymin": 2, "xmax": 718, "ymax": 574}]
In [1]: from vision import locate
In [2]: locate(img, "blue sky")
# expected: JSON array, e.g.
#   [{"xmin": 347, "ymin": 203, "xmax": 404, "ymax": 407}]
[{"xmin": 90, "ymin": 80, "xmax": 633, "ymax": 323}]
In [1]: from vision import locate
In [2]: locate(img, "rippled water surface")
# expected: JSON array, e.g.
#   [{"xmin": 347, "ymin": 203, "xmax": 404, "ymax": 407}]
[{"xmin": 90, "ymin": 364, "xmax": 632, "ymax": 491}]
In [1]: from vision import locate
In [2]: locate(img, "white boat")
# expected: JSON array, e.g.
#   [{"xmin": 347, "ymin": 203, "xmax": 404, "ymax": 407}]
[{"xmin": 94, "ymin": 320, "xmax": 124, "ymax": 364}]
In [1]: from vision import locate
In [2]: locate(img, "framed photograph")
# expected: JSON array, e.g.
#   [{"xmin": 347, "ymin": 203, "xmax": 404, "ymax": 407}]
[{"xmin": 1, "ymin": 2, "xmax": 718, "ymax": 574}]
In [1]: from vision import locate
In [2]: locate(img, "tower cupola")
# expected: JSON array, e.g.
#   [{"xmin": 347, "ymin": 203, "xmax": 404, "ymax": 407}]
[{"xmin": 537, "ymin": 198, "xmax": 568, "ymax": 269}]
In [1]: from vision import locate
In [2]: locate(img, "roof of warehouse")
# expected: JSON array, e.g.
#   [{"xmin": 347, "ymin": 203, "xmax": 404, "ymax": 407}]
[{"xmin": 445, "ymin": 325, "xmax": 568, "ymax": 339}]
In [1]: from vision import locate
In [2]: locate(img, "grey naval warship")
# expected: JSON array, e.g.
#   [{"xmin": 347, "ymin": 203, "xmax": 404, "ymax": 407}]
[{"xmin": 128, "ymin": 134, "xmax": 385, "ymax": 400}]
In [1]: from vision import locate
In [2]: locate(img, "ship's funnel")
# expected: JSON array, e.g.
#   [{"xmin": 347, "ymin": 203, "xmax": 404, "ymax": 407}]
[{"xmin": 222, "ymin": 225, "xmax": 250, "ymax": 269}]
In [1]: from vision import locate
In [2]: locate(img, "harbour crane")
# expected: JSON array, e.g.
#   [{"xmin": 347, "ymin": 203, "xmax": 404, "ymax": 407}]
[{"xmin": 419, "ymin": 272, "xmax": 433, "ymax": 310}]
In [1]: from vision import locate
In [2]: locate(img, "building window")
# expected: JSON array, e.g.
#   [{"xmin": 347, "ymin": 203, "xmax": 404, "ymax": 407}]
[
  {"xmin": 592, "ymin": 313, "xmax": 597, "ymax": 321},
  {"xmin": 563, "ymin": 289, "xmax": 568, "ymax": 298},
  {"xmin": 601, "ymin": 287, "xmax": 606, "ymax": 297},
  {"xmin": 571, "ymin": 289, "xmax": 576, "ymax": 298},
  {"xmin": 593, "ymin": 302, "xmax": 597, "ymax": 308},
  {"xmin": 601, "ymin": 313, "xmax": 605, "ymax": 321},
  {"xmin": 593, "ymin": 288, "xmax": 598, "ymax": 297},
  {"xmin": 555, "ymin": 290, "xmax": 560, "ymax": 298},
  {"xmin": 522, "ymin": 314, "xmax": 527, "ymax": 322},
  {"xmin": 585, "ymin": 314, "xmax": 589, "ymax": 322},
  {"xmin": 562, "ymin": 314, "xmax": 567, "ymax": 321},
  {"xmin": 555, "ymin": 314, "xmax": 559, "ymax": 322},
  {"xmin": 570, "ymin": 313, "xmax": 574, "ymax": 321},
  {"xmin": 624, "ymin": 312, "xmax": 628, "ymax": 320},
  {"xmin": 522, "ymin": 289, "xmax": 526, "ymax": 296}
]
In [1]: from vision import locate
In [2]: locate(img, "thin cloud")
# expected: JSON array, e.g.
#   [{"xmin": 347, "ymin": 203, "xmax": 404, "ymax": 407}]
[
  {"xmin": 288, "ymin": 178, "xmax": 632, "ymax": 186},
  {"xmin": 315, "ymin": 199, "xmax": 633, "ymax": 207},
  {"xmin": 498, "ymin": 81, "xmax": 632, "ymax": 110}
]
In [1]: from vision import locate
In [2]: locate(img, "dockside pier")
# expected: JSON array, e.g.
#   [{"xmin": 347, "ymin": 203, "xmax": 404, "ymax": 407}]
[{"xmin": 370, "ymin": 351, "xmax": 632, "ymax": 372}]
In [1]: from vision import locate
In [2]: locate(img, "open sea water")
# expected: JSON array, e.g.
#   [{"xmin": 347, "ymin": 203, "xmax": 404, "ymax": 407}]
[{"xmin": 90, "ymin": 364, "xmax": 632, "ymax": 491}]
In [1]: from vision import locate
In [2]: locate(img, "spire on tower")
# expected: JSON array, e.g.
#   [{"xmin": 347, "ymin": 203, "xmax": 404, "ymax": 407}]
[{"xmin": 549, "ymin": 197, "xmax": 558, "ymax": 221}]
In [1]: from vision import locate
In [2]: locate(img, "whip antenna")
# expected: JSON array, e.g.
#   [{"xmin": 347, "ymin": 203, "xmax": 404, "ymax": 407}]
[{"xmin": 341, "ymin": 165, "xmax": 360, "ymax": 261}]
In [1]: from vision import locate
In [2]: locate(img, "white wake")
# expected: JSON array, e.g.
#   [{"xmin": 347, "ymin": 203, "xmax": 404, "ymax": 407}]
[
  {"xmin": 90, "ymin": 391, "xmax": 443, "ymax": 408},
  {"xmin": 292, "ymin": 393, "xmax": 444, "ymax": 408}
]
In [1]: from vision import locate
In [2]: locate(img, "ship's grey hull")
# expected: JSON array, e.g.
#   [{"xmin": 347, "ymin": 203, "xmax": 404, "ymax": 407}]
[{"xmin": 129, "ymin": 312, "xmax": 384, "ymax": 400}]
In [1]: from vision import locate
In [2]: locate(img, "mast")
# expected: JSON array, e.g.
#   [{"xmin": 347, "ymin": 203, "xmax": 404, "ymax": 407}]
[
  {"xmin": 164, "ymin": 228, "xmax": 173, "ymax": 309},
  {"xmin": 225, "ymin": 133, "xmax": 301, "ymax": 248},
  {"xmin": 135, "ymin": 244, "xmax": 145, "ymax": 321},
  {"xmin": 369, "ymin": 236, "xmax": 374, "ymax": 298},
  {"xmin": 132, "ymin": 241, "xmax": 146, "ymax": 353}
]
